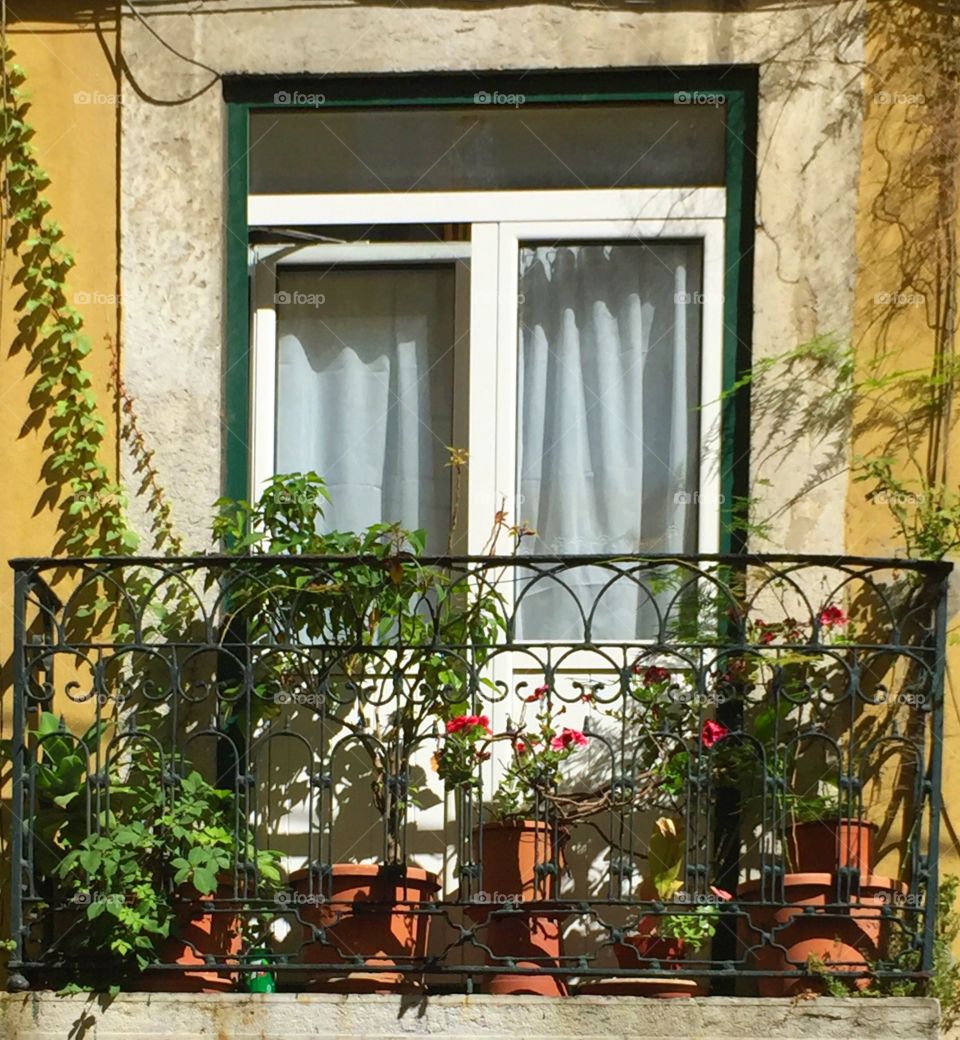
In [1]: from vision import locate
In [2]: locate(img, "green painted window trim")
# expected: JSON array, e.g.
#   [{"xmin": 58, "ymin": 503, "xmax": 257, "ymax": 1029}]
[
  {"xmin": 224, "ymin": 70, "xmax": 757, "ymax": 550},
  {"xmin": 225, "ymin": 102, "xmax": 250, "ymax": 506}
]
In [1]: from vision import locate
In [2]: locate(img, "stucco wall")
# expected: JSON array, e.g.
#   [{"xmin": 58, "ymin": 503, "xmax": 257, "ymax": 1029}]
[{"xmin": 118, "ymin": 0, "xmax": 865, "ymax": 552}]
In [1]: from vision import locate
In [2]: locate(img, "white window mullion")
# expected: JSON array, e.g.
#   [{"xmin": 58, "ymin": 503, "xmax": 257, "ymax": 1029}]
[
  {"xmin": 697, "ymin": 222, "xmax": 725, "ymax": 556},
  {"xmin": 466, "ymin": 223, "xmax": 501, "ymax": 554},
  {"xmin": 495, "ymin": 227, "xmax": 521, "ymax": 544},
  {"xmin": 449, "ymin": 259, "xmax": 472, "ymax": 555},
  {"xmin": 250, "ymin": 252, "xmax": 278, "ymax": 502}
]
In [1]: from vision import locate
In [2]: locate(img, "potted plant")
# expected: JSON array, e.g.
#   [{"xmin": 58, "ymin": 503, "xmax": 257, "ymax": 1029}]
[
  {"xmin": 614, "ymin": 817, "xmax": 732, "ymax": 997},
  {"xmin": 719, "ymin": 605, "xmax": 907, "ymax": 995},
  {"xmin": 784, "ymin": 782, "xmax": 877, "ymax": 877},
  {"xmin": 23, "ymin": 711, "xmax": 282, "ymax": 990},
  {"xmin": 213, "ymin": 472, "xmax": 506, "ymax": 991},
  {"xmin": 431, "ymin": 707, "xmax": 574, "ymax": 995}
]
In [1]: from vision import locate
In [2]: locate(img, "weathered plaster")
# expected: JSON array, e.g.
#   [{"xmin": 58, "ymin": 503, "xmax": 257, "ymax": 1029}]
[
  {"xmin": 117, "ymin": 0, "xmax": 865, "ymax": 552},
  {"xmin": 0, "ymin": 992, "xmax": 941, "ymax": 1040}
]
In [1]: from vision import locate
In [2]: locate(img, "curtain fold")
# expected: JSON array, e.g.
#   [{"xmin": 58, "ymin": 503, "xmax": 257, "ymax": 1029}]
[
  {"xmin": 275, "ymin": 266, "xmax": 455, "ymax": 551},
  {"xmin": 516, "ymin": 242, "xmax": 703, "ymax": 640}
]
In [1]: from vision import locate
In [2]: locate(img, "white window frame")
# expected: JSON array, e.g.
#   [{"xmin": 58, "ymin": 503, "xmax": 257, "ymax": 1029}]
[
  {"xmin": 250, "ymin": 241, "xmax": 471, "ymax": 508},
  {"xmin": 248, "ymin": 188, "xmax": 726, "ymax": 568}
]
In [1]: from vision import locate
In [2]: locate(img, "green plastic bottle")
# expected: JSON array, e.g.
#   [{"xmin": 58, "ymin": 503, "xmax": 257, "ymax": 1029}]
[{"xmin": 245, "ymin": 949, "xmax": 277, "ymax": 994}]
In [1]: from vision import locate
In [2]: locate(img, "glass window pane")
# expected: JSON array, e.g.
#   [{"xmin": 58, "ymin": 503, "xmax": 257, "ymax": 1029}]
[
  {"xmin": 275, "ymin": 265, "xmax": 456, "ymax": 551},
  {"xmin": 515, "ymin": 240, "xmax": 703, "ymax": 640},
  {"xmin": 250, "ymin": 103, "xmax": 725, "ymax": 193}
]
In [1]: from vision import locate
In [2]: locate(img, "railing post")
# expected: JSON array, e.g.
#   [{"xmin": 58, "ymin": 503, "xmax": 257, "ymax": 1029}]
[
  {"xmin": 921, "ymin": 566, "xmax": 950, "ymax": 975},
  {"xmin": 7, "ymin": 567, "xmax": 31, "ymax": 991},
  {"xmin": 711, "ymin": 555, "xmax": 745, "ymax": 993}
]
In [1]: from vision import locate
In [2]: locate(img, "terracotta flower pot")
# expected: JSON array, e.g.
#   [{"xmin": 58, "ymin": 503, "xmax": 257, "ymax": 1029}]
[
  {"xmin": 614, "ymin": 917, "xmax": 686, "ymax": 971},
  {"xmin": 289, "ymin": 863, "xmax": 439, "ymax": 993},
  {"xmin": 469, "ymin": 820, "xmax": 567, "ymax": 996},
  {"xmin": 141, "ymin": 883, "xmax": 242, "ymax": 992},
  {"xmin": 479, "ymin": 912, "xmax": 568, "ymax": 996},
  {"xmin": 787, "ymin": 818, "xmax": 877, "ymax": 875},
  {"xmin": 737, "ymin": 872, "xmax": 903, "ymax": 997},
  {"xmin": 476, "ymin": 819, "xmax": 558, "ymax": 902},
  {"xmin": 612, "ymin": 916, "xmax": 706, "ymax": 998}
]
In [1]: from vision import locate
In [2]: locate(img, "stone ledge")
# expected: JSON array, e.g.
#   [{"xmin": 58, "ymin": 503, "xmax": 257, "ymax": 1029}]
[{"xmin": 0, "ymin": 993, "xmax": 941, "ymax": 1040}]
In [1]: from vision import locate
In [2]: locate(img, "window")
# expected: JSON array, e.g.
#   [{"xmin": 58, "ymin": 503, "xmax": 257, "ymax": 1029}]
[{"xmin": 246, "ymin": 100, "xmax": 727, "ymax": 639}]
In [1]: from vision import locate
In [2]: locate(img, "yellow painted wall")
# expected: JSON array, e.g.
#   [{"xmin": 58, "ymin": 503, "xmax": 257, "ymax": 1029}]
[
  {"xmin": 0, "ymin": 6, "xmax": 119, "ymax": 746},
  {"xmin": 849, "ymin": 2, "xmax": 960, "ymax": 896}
]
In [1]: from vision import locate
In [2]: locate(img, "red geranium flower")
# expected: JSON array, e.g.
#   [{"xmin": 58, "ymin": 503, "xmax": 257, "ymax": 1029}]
[
  {"xmin": 701, "ymin": 720, "xmax": 730, "ymax": 749},
  {"xmin": 819, "ymin": 604, "xmax": 849, "ymax": 629},
  {"xmin": 526, "ymin": 684, "xmax": 549, "ymax": 703},
  {"xmin": 550, "ymin": 727, "xmax": 588, "ymax": 751},
  {"xmin": 638, "ymin": 665, "xmax": 670, "ymax": 685},
  {"xmin": 446, "ymin": 714, "xmax": 491, "ymax": 734}
]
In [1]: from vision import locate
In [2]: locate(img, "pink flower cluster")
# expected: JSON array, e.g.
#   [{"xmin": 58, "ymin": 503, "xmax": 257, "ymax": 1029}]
[{"xmin": 550, "ymin": 727, "xmax": 588, "ymax": 751}]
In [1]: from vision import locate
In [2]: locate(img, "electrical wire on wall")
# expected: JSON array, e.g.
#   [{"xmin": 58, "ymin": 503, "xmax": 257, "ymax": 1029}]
[{"xmin": 123, "ymin": 0, "xmax": 222, "ymax": 102}]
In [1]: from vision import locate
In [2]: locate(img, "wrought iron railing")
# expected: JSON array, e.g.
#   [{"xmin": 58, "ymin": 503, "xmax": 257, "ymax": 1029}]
[{"xmin": 7, "ymin": 553, "xmax": 951, "ymax": 995}]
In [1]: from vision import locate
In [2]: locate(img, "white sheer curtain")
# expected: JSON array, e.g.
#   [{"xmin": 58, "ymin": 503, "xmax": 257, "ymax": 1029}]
[
  {"xmin": 275, "ymin": 266, "xmax": 455, "ymax": 551},
  {"xmin": 516, "ymin": 242, "xmax": 702, "ymax": 640}
]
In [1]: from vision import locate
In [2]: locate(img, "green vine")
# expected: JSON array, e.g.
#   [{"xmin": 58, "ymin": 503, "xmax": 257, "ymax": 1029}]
[{"xmin": 722, "ymin": 336, "xmax": 960, "ymax": 561}]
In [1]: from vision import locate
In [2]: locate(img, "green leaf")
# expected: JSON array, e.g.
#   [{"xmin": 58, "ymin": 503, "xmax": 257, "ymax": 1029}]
[
  {"xmin": 191, "ymin": 867, "xmax": 218, "ymax": 895},
  {"xmin": 646, "ymin": 817, "xmax": 684, "ymax": 901},
  {"xmin": 78, "ymin": 849, "xmax": 102, "ymax": 874}
]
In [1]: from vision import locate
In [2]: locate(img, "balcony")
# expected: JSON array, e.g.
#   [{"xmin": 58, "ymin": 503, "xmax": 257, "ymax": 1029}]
[{"xmin": 7, "ymin": 553, "xmax": 951, "ymax": 996}]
